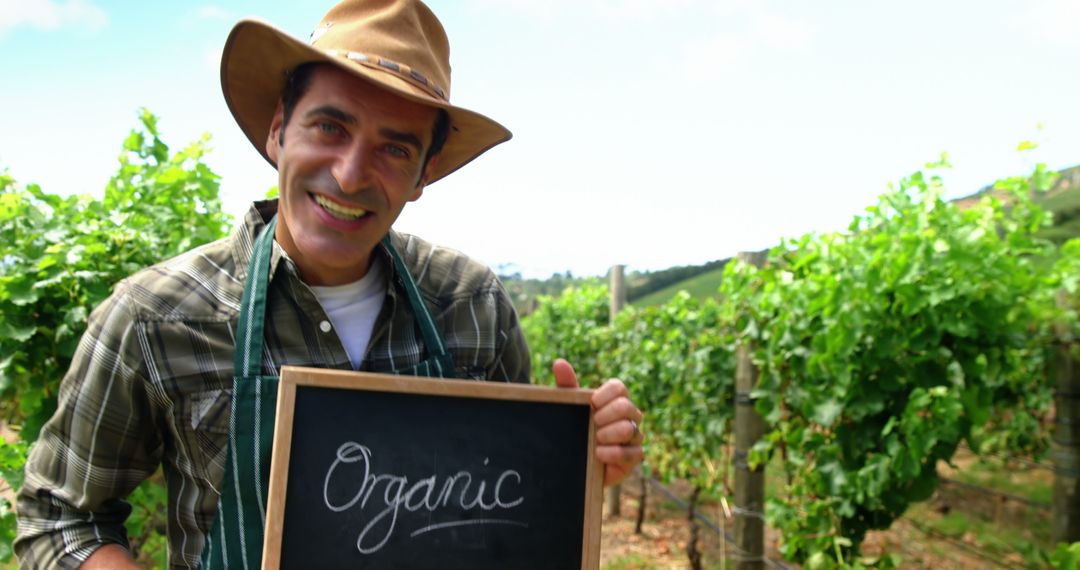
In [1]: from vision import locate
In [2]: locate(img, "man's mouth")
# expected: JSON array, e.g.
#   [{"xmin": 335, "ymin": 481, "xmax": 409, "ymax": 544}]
[{"xmin": 312, "ymin": 194, "xmax": 369, "ymax": 221}]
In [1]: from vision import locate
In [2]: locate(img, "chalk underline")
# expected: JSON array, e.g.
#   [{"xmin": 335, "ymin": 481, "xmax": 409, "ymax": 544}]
[{"xmin": 410, "ymin": 519, "xmax": 530, "ymax": 538}]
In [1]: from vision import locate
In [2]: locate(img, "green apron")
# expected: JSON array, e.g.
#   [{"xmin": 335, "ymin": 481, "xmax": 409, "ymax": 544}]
[{"xmin": 199, "ymin": 216, "xmax": 456, "ymax": 569}]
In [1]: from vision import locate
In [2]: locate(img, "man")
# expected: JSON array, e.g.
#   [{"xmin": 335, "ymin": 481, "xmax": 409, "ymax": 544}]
[{"xmin": 15, "ymin": 0, "xmax": 644, "ymax": 568}]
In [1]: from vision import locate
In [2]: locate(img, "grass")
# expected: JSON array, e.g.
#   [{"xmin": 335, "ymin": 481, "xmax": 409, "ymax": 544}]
[
  {"xmin": 631, "ymin": 267, "xmax": 725, "ymax": 307},
  {"xmin": 908, "ymin": 504, "xmax": 1052, "ymax": 568},
  {"xmin": 948, "ymin": 457, "xmax": 1054, "ymax": 505},
  {"xmin": 930, "ymin": 453, "xmax": 1055, "ymax": 567},
  {"xmin": 604, "ymin": 552, "xmax": 657, "ymax": 569}
]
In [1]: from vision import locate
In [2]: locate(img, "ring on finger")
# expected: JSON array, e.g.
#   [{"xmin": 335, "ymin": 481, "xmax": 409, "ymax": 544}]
[{"xmin": 627, "ymin": 419, "xmax": 640, "ymax": 442}]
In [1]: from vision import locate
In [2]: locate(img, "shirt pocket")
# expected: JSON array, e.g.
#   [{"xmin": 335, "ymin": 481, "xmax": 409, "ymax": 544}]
[{"xmin": 185, "ymin": 388, "xmax": 232, "ymax": 484}]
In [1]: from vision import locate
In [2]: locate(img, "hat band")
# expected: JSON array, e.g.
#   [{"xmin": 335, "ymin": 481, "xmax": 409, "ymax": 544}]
[{"xmin": 323, "ymin": 49, "xmax": 448, "ymax": 102}]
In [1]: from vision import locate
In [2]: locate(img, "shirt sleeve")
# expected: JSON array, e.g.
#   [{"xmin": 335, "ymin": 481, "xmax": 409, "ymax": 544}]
[
  {"xmin": 15, "ymin": 286, "xmax": 163, "ymax": 569},
  {"xmin": 489, "ymin": 282, "xmax": 532, "ymax": 384}
]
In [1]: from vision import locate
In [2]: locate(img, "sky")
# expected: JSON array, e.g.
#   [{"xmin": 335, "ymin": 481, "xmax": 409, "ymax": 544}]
[{"xmin": 2, "ymin": 0, "xmax": 1079, "ymax": 278}]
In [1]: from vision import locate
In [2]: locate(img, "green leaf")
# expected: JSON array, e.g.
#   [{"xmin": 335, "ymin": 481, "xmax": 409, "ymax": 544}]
[
  {"xmin": 806, "ymin": 551, "xmax": 829, "ymax": 570},
  {"xmin": 813, "ymin": 399, "xmax": 843, "ymax": 427},
  {"xmin": 1050, "ymin": 541, "xmax": 1080, "ymax": 569},
  {"xmin": 946, "ymin": 360, "xmax": 965, "ymax": 388},
  {"xmin": 0, "ymin": 322, "xmax": 36, "ymax": 342},
  {"xmin": 4, "ymin": 278, "xmax": 38, "ymax": 306}
]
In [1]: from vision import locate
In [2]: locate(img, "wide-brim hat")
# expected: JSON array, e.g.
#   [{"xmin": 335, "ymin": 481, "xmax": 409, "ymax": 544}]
[{"xmin": 220, "ymin": 0, "xmax": 511, "ymax": 184}]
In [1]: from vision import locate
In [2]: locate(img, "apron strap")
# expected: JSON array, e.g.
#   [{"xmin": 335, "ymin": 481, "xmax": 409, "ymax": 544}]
[
  {"xmin": 381, "ymin": 234, "xmax": 456, "ymax": 377},
  {"xmin": 201, "ymin": 216, "xmax": 279, "ymax": 570},
  {"xmin": 234, "ymin": 216, "xmax": 277, "ymax": 378}
]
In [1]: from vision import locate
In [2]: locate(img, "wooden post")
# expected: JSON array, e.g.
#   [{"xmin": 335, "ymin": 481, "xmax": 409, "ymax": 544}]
[
  {"xmin": 607, "ymin": 265, "xmax": 626, "ymax": 517},
  {"xmin": 610, "ymin": 264, "xmax": 626, "ymax": 319},
  {"xmin": 1055, "ymin": 290, "xmax": 1080, "ymax": 543},
  {"xmin": 734, "ymin": 251, "xmax": 766, "ymax": 569}
]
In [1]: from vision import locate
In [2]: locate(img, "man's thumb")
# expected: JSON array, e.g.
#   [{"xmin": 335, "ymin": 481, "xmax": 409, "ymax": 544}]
[{"xmin": 552, "ymin": 358, "xmax": 579, "ymax": 389}]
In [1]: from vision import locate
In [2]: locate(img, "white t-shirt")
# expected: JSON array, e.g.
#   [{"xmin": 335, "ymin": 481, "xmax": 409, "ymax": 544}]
[{"xmin": 309, "ymin": 261, "xmax": 387, "ymax": 369}]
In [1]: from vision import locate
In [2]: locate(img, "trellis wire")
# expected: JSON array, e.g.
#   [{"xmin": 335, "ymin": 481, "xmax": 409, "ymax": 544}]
[{"xmin": 644, "ymin": 477, "xmax": 793, "ymax": 570}]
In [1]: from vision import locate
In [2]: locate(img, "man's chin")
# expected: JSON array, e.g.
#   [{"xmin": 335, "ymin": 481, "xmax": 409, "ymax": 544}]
[{"xmin": 291, "ymin": 240, "xmax": 378, "ymax": 285}]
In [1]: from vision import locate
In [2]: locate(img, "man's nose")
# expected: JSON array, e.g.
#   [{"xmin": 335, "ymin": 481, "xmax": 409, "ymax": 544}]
[{"xmin": 332, "ymin": 144, "xmax": 372, "ymax": 194}]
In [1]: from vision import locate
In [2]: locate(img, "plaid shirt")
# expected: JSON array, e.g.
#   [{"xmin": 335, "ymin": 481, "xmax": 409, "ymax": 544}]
[{"xmin": 15, "ymin": 200, "xmax": 530, "ymax": 569}]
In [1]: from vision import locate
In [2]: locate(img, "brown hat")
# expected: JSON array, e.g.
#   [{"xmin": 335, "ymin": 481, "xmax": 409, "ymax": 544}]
[{"xmin": 220, "ymin": 0, "xmax": 512, "ymax": 183}]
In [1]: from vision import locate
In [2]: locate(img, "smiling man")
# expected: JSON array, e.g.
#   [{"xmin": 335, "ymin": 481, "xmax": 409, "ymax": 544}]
[
  {"xmin": 15, "ymin": 1, "xmax": 644, "ymax": 568},
  {"xmin": 270, "ymin": 65, "xmax": 441, "ymax": 287}
]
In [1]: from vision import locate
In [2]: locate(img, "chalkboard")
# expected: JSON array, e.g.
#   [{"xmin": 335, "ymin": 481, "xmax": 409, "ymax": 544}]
[{"xmin": 263, "ymin": 366, "xmax": 603, "ymax": 569}]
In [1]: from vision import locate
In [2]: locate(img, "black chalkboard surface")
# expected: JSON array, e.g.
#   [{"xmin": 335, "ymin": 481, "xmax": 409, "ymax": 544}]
[{"xmin": 263, "ymin": 366, "xmax": 603, "ymax": 569}]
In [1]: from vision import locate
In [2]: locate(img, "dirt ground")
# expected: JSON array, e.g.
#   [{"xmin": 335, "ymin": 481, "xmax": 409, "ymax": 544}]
[{"xmin": 599, "ymin": 472, "xmax": 778, "ymax": 570}]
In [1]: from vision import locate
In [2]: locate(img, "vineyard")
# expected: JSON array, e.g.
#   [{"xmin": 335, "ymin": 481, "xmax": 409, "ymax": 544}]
[
  {"xmin": 522, "ymin": 154, "xmax": 1080, "ymax": 568},
  {"xmin": 0, "ymin": 111, "xmax": 232, "ymax": 567},
  {"xmin": 0, "ymin": 113, "xmax": 1078, "ymax": 568}
]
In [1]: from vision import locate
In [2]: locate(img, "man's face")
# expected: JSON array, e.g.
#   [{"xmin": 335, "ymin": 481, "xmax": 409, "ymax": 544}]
[{"xmin": 266, "ymin": 65, "xmax": 440, "ymax": 286}]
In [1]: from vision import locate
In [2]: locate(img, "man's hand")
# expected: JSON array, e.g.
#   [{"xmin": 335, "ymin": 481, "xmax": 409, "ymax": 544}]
[
  {"xmin": 82, "ymin": 544, "xmax": 140, "ymax": 569},
  {"xmin": 552, "ymin": 358, "xmax": 644, "ymax": 486}
]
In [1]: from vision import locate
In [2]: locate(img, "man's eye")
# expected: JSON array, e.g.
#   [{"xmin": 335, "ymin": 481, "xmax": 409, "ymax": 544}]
[
  {"xmin": 317, "ymin": 122, "xmax": 340, "ymax": 135},
  {"xmin": 384, "ymin": 145, "xmax": 409, "ymax": 158}
]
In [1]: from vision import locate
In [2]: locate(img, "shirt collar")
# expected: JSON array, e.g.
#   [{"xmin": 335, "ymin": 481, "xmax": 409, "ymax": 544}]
[{"xmin": 230, "ymin": 199, "xmax": 286, "ymax": 283}]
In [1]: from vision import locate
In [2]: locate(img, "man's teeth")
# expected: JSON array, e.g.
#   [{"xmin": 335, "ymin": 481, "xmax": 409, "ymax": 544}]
[{"xmin": 314, "ymin": 194, "xmax": 368, "ymax": 220}]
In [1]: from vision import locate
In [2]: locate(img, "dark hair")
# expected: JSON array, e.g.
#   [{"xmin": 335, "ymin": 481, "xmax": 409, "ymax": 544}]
[{"xmin": 280, "ymin": 62, "xmax": 451, "ymax": 185}]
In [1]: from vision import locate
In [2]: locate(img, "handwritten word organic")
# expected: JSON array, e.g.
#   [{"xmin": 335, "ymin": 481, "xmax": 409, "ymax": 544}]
[{"xmin": 323, "ymin": 442, "xmax": 527, "ymax": 554}]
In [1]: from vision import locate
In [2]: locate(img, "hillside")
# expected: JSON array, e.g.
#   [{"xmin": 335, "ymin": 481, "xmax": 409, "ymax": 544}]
[{"xmin": 632, "ymin": 265, "xmax": 727, "ymax": 307}]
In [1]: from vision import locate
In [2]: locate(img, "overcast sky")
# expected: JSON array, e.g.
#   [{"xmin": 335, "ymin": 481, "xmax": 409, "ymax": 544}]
[{"xmin": 2, "ymin": 0, "xmax": 1078, "ymax": 277}]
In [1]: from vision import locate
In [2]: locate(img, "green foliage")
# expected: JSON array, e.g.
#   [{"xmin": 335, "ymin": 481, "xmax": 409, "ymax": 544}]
[
  {"xmin": 719, "ymin": 160, "xmax": 1059, "ymax": 564},
  {"xmin": 523, "ymin": 286, "xmax": 736, "ymax": 570},
  {"xmin": 0, "ymin": 440, "xmax": 27, "ymax": 562},
  {"xmin": 1046, "ymin": 237, "xmax": 1080, "ymax": 329},
  {"xmin": 522, "ymin": 286, "xmax": 736, "ymax": 495},
  {"xmin": 520, "ymin": 155, "xmax": 1073, "ymax": 566},
  {"xmin": 1051, "ymin": 542, "xmax": 1080, "ymax": 570},
  {"xmin": 500, "ymin": 272, "xmax": 599, "ymax": 316},
  {"xmin": 522, "ymin": 286, "xmax": 731, "ymax": 569},
  {"xmin": 521, "ymin": 284, "xmax": 611, "ymax": 386},
  {"xmin": 0, "ymin": 109, "xmax": 231, "ymax": 563},
  {"xmin": 127, "ymin": 472, "xmax": 169, "ymax": 568},
  {"xmin": 609, "ymin": 295, "xmax": 735, "ymax": 491}
]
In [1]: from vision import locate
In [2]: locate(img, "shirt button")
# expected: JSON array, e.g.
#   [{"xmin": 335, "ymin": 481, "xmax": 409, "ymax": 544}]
[{"xmin": 319, "ymin": 320, "xmax": 332, "ymax": 333}]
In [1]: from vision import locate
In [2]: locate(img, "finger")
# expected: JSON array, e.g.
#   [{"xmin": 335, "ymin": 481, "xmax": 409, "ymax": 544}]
[
  {"xmin": 590, "ymin": 379, "xmax": 629, "ymax": 409},
  {"xmin": 597, "ymin": 444, "xmax": 645, "ymax": 487},
  {"xmin": 552, "ymin": 358, "xmax": 579, "ymax": 389},
  {"xmin": 593, "ymin": 396, "xmax": 643, "ymax": 427},
  {"xmin": 603, "ymin": 463, "xmax": 635, "ymax": 487},
  {"xmin": 596, "ymin": 444, "xmax": 644, "ymax": 467},
  {"xmin": 596, "ymin": 419, "xmax": 646, "ymax": 446}
]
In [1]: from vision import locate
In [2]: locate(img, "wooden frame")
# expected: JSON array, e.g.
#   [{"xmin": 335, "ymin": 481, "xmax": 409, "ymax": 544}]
[{"xmin": 262, "ymin": 365, "xmax": 603, "ymax": 569}]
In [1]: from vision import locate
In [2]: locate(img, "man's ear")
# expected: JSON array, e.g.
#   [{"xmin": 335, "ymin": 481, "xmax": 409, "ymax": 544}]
[
  {"xmin": 410, "ymin": 154, "xmax": 440, "ymax": 202},
  {"xmin": 266, "ymin": 101, "xmax": 286, "ymax": 163}
]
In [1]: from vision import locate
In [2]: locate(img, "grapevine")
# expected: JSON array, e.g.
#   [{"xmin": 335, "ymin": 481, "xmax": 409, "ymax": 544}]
[
  {"xmin": 0, "ymin": 110, "xmax": 231, "ymax": 563},
  {"xmin": 720, "ymin": 159, "xmax": 1060, "ymax": 564}
]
